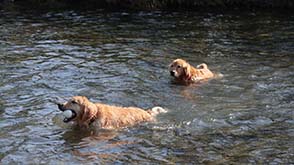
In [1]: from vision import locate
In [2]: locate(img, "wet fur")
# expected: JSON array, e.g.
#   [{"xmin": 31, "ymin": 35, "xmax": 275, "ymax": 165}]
[
  {"xmin": 169, "ymin": 59, "xmax": 214, "ymax": 83},
  {"xmin": 58, "ymin": 96, "xmax": 165, "ymax": 129}
]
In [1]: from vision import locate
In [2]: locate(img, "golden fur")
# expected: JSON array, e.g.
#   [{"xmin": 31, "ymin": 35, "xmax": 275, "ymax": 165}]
[
  {"xmin": 58, "ymin": 96, "xmax": 166, "ymax": 129},
  {"xmin": 169, "ymin": 59, "xmax": 214, "ymax": 83}
]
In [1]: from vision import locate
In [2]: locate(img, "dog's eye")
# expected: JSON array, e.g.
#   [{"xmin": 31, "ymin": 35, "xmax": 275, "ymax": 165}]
[
  {"xmin": 177, "ymin": 65, "xmax": 181, "ymax": 68},
  {"xmin": 71, "ymin": 100, "xmax": 77, "ymax": 104},
  {"xmin": 170, "ymin": 65, "xmax": 174, "ymax": 67}
]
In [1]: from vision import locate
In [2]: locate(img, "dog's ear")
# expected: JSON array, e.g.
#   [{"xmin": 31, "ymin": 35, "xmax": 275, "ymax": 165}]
[
  {"xmin": 183, "ymin": 63, "xmax": 192, "ymax": 79},
  {"xmin": 80, "ymin": 96, "xmax": 89, "ymax": 104},
  {"xmin": 80, "ymin": 103, "xmax": 96, "ymax": 125}
]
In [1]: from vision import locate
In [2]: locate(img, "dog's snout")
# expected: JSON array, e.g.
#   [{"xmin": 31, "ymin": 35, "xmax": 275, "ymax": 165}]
[
  {"xmin": 57, "ymin": 103, "xmax": 65, "ymax": 111},
  {"xmin": 170, "ymin": 71, "xmax": 175, "ymax": 76}
]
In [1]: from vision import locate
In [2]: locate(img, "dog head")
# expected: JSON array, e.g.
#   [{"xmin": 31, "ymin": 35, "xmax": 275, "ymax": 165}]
[
  {"xmin": 168, "ymin": 59, "xmax": 192, "ymax": 80},
  {"xmin": 57, "ymin": 96, "xmax": 97, "ymax": 125}
]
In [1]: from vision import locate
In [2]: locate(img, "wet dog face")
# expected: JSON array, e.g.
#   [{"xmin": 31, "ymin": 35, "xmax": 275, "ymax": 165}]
[
  {"xmin": 57, "ymin": 96, "xmax": 89, "ymax": 123},
  {"xmin": 168, "ymin": 59, "xmax": 191, "ymax": 78}
]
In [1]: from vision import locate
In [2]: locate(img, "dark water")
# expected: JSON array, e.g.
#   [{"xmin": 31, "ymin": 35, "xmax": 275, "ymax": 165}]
[{"xmin": 0, "ymin": 9, "xmax": 293, "ymax": 164}]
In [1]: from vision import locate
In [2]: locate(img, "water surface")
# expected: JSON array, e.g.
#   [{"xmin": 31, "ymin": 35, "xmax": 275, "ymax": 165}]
[{"xmin": 0, "ymin": 9, "xmax": 293, "ymax": 164}]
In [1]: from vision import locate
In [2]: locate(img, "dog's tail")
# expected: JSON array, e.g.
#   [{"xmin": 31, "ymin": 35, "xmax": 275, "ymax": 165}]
[
  {"xmin": 214, "ymin": 72, "xmax": 224, "ymax": 79},
  {"xmin": 149, "ymin": 106, "xmax": 167, "ymax": 116}
]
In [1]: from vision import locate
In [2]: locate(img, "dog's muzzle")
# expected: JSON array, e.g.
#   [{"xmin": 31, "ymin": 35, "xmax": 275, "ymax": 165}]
[
  {"xmin": 63, "ymin": 110, "xmax": 77, "ymax": 123},
  {"xmin": 57, "ymin": 103, "xmax": 77, "ymax": 123},
  {"xmin": 57, "ymin": 103, "xmax": 66, "ymax": 111},
  {"xmin": 170, "ymin": 71, "xmax": 176, "ymax": 77}
]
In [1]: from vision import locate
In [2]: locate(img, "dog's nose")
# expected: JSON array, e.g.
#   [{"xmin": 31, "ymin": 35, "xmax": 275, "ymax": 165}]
[
  {"xmin": 170, "ymin": 71, "xmax": 175, "ymax": 76},
  {"xmin": 57, "ymin": 103, "xmax": 65, "ymax": 111}
]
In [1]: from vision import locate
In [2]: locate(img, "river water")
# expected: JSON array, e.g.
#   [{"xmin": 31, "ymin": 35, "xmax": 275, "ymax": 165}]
[{"xmin": 0, "ymin": 9, "xmax": 293, "ymax": 164}]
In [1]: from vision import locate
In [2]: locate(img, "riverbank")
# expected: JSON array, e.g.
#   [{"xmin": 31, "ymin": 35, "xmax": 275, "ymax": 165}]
[{"xmin": 1, "ymin": 0, "xmax": 294, "ymax": 10}]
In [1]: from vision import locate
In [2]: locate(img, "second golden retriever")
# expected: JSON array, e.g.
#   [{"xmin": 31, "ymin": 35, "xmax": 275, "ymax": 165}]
[
  {"xmin": 57, "ymin": 96, "xmax": 166, "ymax": 129},
  {"xmin": 169, "ymin": 58, "xmax": 214, "ymax": 83}
]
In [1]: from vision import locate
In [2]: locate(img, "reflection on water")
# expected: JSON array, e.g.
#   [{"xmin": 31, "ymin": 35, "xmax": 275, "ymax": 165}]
[{"xmin": 0, "ymin": 9, "xmax": 293, "ymax": 164}]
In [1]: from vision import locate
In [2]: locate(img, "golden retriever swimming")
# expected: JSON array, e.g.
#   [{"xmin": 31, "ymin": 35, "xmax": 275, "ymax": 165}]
[
  {"xmin": 169, "ymin": 58, "xmax": 214, "ymax": 83},
  {"xmin": 57, "ymin": 96, "xmax": 166, "ymax": 129}
]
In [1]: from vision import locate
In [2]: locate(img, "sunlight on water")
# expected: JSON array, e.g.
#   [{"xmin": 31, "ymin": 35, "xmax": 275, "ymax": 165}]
[{"xmin": 0, "ymin": 9, "xmax": 293, "ymax": 164}]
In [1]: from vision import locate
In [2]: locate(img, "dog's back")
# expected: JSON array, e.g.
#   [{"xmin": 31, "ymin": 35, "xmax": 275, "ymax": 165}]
[{"xmin": 94, "ymin": 104, "xmax": 165, "ymax": 129}]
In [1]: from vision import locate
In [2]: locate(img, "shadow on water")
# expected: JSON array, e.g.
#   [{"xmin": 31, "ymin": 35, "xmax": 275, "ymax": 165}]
[{"xmin": 0, "ymin": 9, "xmax": 293, "ymax": 164}]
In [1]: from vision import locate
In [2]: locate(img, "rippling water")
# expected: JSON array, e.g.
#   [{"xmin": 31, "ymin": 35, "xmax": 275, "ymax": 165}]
[{"xmin": 0, "ymin": 9, "xmax": 293, "ymax": 164}]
